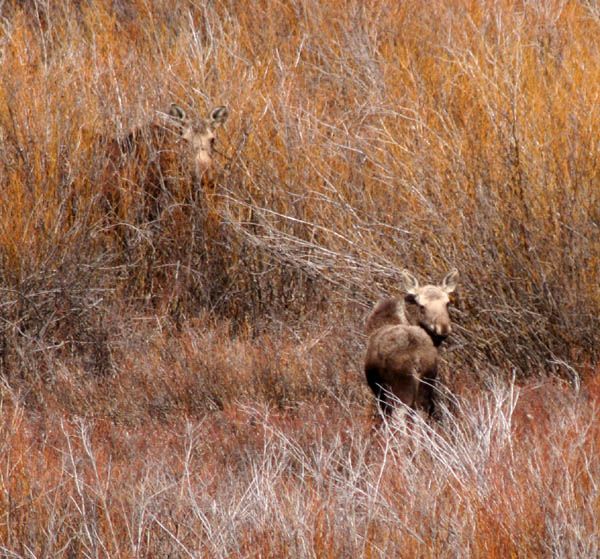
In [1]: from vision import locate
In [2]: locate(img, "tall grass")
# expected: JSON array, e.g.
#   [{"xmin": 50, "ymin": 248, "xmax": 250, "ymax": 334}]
[
  {"xmin": 0, "ymin": 0, "xmax": 598, "ymax": 555},
  {"xmin": 0, "ymin": 0, "xmax": 597, "ymax": 373}
]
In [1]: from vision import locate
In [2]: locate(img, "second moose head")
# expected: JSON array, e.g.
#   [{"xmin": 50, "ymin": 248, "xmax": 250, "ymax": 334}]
[{"xmin": 161, "ymin": 103, "xmax": 229, "ymax": 180}]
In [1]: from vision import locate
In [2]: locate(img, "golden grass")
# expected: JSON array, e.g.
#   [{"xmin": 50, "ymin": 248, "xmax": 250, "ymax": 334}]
[{"xmin": 0, "ymin": 0, "xmax": 599, "ymax": 555}]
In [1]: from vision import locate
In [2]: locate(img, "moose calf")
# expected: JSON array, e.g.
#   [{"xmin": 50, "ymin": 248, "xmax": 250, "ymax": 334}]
[{"xmin": 364, "ymin": 269, "xmax": 459, "ymax": 419}]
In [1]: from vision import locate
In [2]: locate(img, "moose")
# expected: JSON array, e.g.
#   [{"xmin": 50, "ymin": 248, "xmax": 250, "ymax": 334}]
[
  {"xmin": 364, "ymin": 269, "xmax": 459, "ymax": 419},
  {"xmin": 96, "ymin": 103, "xmax": 229, "ymax": 222}
]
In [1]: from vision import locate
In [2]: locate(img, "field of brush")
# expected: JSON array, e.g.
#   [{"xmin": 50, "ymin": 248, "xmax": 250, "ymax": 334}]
[{"xmin": 0, "ymin": 0, "xmax": 598, "ymax": 557}]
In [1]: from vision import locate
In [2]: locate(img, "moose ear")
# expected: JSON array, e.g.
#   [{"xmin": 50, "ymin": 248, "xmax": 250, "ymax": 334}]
[
  {"xmin": 401, "ymin": 270, "xmax": 420, "ymax": 296},
  {"xmin": 442, "ymin": 269, "xmax": 459, "ymax": 293},
  {"xmin": 168, "ymin": 103, "xmax": 186, "ymax": 121},
  {"xmin": 208, "ymin": 106, "xmax": 229, "ymax": 128}
]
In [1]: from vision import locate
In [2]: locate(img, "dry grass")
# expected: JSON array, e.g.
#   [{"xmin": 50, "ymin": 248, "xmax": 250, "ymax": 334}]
[
  {"xmin": 1, "ymin": 368, "xmax": 599, "ymax": 557},
  {"xmin": 0, "ymin": 0, "xmax": 598, "ymax": 556}
]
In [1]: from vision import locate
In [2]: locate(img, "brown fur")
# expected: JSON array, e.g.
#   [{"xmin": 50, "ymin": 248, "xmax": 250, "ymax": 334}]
[
  {"xmin": 364, "ymin": 269, "xmax": 459, "ymax": 418},
  {"xmin": 95, "ymin": 103, "xmax": 229, "ymax": 222},
  {"xmin": 365, "ymin": 298, "xmax": 408, "ymax": 335}
]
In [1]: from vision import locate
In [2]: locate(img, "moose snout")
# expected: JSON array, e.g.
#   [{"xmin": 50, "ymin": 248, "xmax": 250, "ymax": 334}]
[{"xmin": 434, "ymin": 322, "xmax": 451, "ymax": 337}]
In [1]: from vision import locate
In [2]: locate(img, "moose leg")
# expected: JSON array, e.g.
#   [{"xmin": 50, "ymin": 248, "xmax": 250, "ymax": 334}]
[
  {"xmin": 420, "ymin": 368, "xmax": 439, "ymax": 420},
  {"xmin": 365, "ymin": 367, "xmax": 393, "ymax": 417},
  {"xmin": 390, "ymin": 376, "xmax": 418, "ymax": 410}
]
